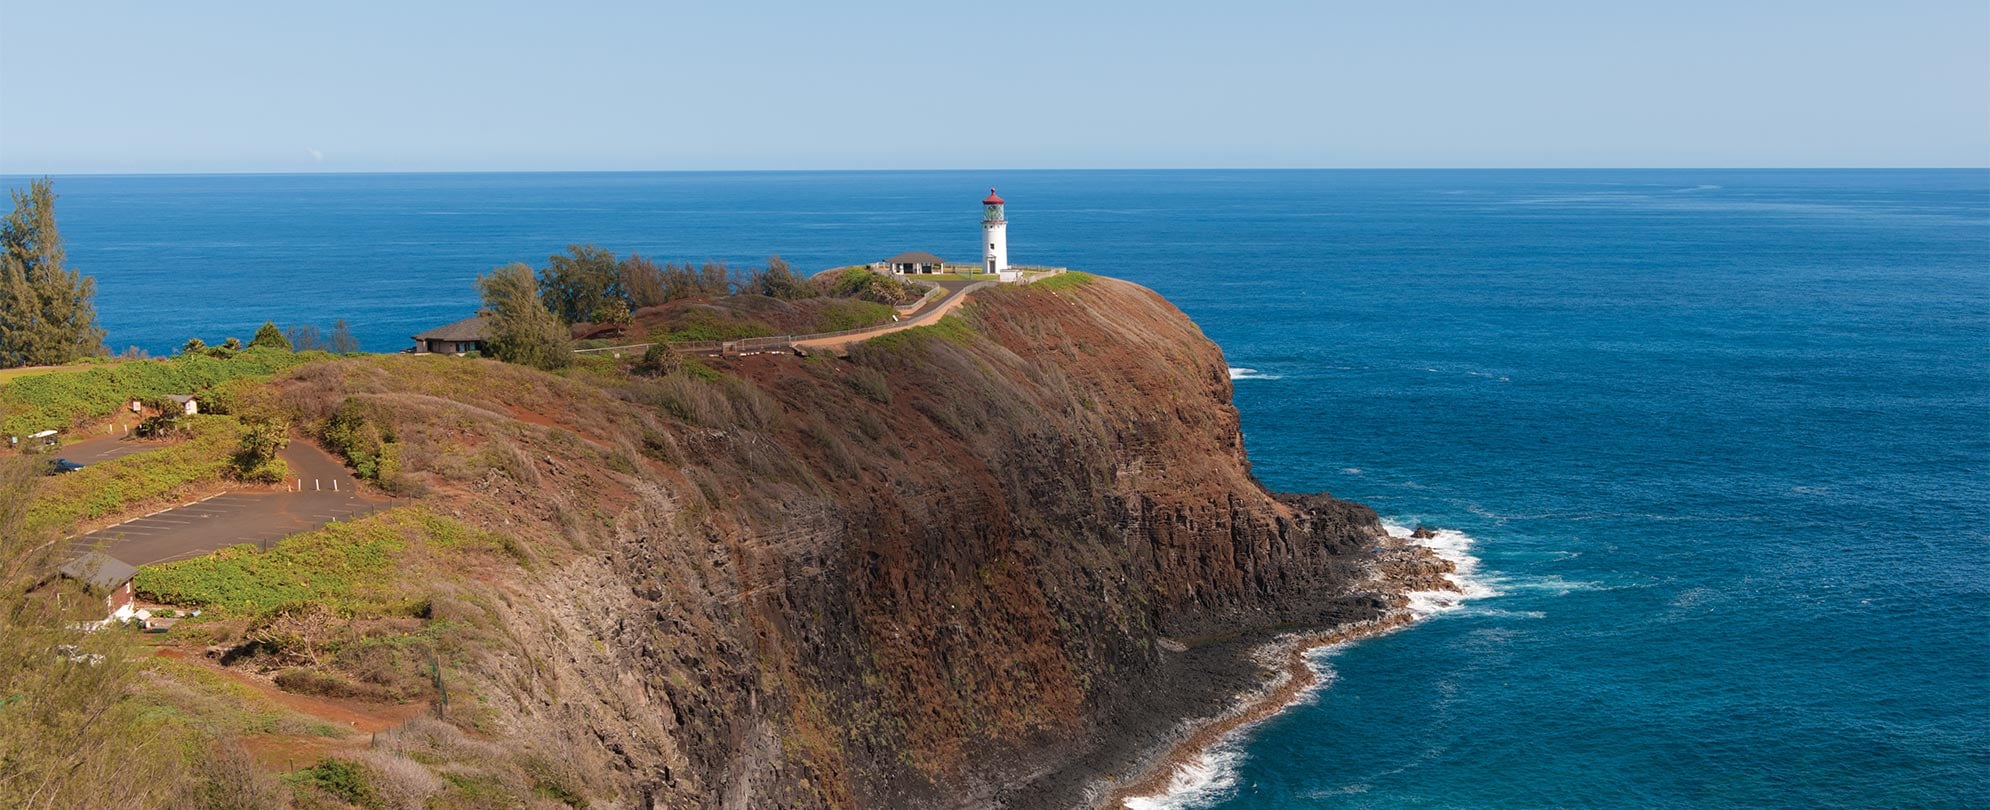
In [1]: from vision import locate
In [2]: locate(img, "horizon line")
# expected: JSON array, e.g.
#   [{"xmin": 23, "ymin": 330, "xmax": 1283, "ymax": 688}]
[{"xmin": 3, "ymin": 166, "xmax": 1987, "ymax": 179}]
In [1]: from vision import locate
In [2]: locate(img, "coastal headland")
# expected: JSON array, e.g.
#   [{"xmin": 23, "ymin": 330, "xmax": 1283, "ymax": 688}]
[{"xmin": 10, "ymin": 270, "xmax": 1453, "ymax": 808}]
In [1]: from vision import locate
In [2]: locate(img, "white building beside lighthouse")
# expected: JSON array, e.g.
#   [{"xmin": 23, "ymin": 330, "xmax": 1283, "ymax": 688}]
[{"xmin": 982, "ymin": 189, "xmax": 1015, "ymax": 282}]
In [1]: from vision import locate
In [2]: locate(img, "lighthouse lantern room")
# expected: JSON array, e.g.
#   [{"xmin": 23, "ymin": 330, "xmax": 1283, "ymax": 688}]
[{"xmin": 982, "ymin": 189, "xmax": 1014, "ymax": 282}]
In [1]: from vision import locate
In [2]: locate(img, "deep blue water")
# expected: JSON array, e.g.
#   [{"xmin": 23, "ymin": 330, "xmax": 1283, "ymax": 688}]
[{"xmin": 13, "ymin": 169, "xmax": 1989, "ymax": 807}]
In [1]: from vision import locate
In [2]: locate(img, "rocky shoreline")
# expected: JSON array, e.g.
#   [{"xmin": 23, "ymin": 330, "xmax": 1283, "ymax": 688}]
[{"xmin": 1093, "ymin": 535, "xmax": 1463, "ymax": 809}]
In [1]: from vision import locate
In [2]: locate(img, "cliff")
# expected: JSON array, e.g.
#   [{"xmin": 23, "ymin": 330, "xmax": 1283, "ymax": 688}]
[{"xmin": 248, "ymin": 274, "xmax": 1402, "ymax": 807}]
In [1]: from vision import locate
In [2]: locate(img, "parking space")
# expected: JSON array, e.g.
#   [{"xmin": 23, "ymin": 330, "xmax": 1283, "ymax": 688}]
[
  {"xmin": 69, "ymin": 492, "xmax": 392, "ymax": 566},
  {"xmin": 61, "ymin": 442, "xmax": 392, "ymax": 568}
]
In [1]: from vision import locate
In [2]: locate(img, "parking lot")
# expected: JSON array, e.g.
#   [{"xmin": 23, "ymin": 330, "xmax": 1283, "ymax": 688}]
[
  {"xmin": 60, "ymin": 442, "xmax": 391, "ymax": 567},
  {"xmin": 68, "ymin": 491, "xmax": 391, "ymax": 566}
]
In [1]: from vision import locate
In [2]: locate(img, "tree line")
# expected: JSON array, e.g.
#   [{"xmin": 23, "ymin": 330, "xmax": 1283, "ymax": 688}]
[
  {"xmin": 476, "ymin": 245, "xmax": 821, "ymax": 370},
  {"xmin": 176, "ymin": 319, "xmax": 360, "ymax": 358}
]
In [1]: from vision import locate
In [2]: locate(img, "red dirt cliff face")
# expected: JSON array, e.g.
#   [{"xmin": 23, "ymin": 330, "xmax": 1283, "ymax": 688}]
[{"xmin": 273, "ymin": 276, "xmax": 1389, "ymax": 808}]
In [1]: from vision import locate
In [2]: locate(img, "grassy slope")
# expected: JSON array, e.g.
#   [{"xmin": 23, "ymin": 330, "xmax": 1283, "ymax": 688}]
[
  {"xmin": 136, "ymin": 506, "xmax": 515, "ymax": 616},
  {"xmin": 0, "ymin": 348, "xmax": 328, "ymax": 436}
]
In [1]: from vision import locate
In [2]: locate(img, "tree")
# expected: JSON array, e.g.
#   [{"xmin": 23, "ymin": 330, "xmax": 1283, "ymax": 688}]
[
  {"xmin": 181, "ymin": 337, "xmax": 207, "ymax": 354},
  {"xmin": 0, "ymin": 455, "xmax": 199, "ymax": 807},
  {"xmin": 0, "ymin": 179, "xmax": 104, "ymax": 368},
  {"xmin": 656, "ymin": 260, "xmax": 734, "ymax": 300},
  {"xmin": 748, "ymin": 255, "xmax": 815, "ymax": 300},
  {"xmin": 329, "ymin": 318, "xmax": 360, "ymax": 353},
  {"xmin": 538, "ymin": 244, "xmax": 621, "ymax": 324},
  {"xmin": 233, "ymin": 410, "xmax": 291, "ymax": 483},
  {"xmin": 284, "ymin": 324, "xmax": 328, "ymax": 352},
  {"xmin": 636, "ymin": 342, "xmax": 682, "ymax": 377},
  {"xmin": 248, "ymin": 321, "xmax": 291, "ymax": 351},
  {"xmin": 476, "ymin": 263, "xmax": 570, "ymax": 370},
  {"xmin": 619, "ymin": 254, "xmax": 668, "ymax": 309},
  {"xmin": 594, "ymin": 298, "xmax": 633, "ymax": 334},
  {"xmin": 695, "ymin": 261, "xmax": 734, "ymax": 297}
]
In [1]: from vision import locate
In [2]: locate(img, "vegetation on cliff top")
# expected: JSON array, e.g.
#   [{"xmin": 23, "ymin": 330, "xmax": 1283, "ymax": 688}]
[
  {"xmin": 0, "ymin": 347, "xmax": 323, "ymax": 436},
  {"xmin": 0, "ymin": 178, "xmax": 105, "ymax": 369}
]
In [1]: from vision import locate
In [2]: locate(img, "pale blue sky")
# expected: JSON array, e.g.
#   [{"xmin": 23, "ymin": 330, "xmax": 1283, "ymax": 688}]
[{"xmin": 2, "ymin": 1, "xmax": 1985, "ymax": 172}]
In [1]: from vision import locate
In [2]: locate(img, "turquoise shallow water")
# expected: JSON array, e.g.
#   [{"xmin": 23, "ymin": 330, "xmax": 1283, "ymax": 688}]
[{"xmin": 14, "ymin": 169, "xmax": 1989, "ymax": 807}]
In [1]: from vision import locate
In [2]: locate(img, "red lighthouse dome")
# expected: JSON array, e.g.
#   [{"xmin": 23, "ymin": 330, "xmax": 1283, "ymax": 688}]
[{"xmin": 983, "ymin": 188, "xmax": 1004, "ymax": 205}]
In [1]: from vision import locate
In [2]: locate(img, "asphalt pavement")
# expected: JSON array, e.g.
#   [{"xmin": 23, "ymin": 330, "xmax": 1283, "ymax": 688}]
[{"xmin": 59, "ymin": 441, "xmax": 391, "ymax": 568}]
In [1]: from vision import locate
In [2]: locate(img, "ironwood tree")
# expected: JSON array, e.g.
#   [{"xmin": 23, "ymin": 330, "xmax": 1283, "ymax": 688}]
[
  {"xmin": 0, "ymin": 179, "xmax": 105, "ymax": 368},
  {"xmin": 537, "ymin": 244, "xmax": 622, "ymax": 324},
  {"xmin": 477, "ymin": 262, "xmax": 571, "ymax": 370}
]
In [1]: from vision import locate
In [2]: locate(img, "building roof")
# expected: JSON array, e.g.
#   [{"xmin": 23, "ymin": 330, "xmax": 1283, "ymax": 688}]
[
  {"xmin": 165, "ymin": 394, "xmax": 196, "ymax": 404},
  {"xmin": 884, "ymin": 251, "xmax": 946, "ymax": 265},
  {"xmin": 413, "ymin": 315, "xmax": 491, "ymax": 342},
  {"xmin": 983, "ymin": 188, "xmax": 1004, "ymax": 205},
  {"xmin": 60, "ymin": 552, "xmax": 137, "ymax": 592}
]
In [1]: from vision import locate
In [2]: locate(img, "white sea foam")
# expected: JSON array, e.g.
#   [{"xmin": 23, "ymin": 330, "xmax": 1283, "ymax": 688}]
[
  {"xmin": 1124, "ymin": 521, "xmax": 1492, "ymax": 809},
  {"xmin": 1227, "ymin": 367, "xmax": 1281, "ymax": 381},
  {"xmin": 1381, "ymin": 520, "xmax": 1498, "ymax": 613},
  {"xmin": 1121, "ymin": 744, "xmax": 1245, "ymax": 809}
]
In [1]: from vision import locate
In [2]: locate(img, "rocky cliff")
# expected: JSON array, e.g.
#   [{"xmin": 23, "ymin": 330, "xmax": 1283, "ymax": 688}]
[{"xmin": 268, "ymin": 274, "xmax": 1403, "ymax": 808}]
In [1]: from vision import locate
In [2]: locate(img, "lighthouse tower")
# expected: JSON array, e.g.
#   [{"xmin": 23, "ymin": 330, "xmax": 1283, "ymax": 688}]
[{"xmin": 982, "ymin": 189, "xmax": 1014, "ymax": 282}]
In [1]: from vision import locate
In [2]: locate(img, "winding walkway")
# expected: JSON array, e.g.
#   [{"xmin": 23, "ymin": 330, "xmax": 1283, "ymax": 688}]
[
  {"xmin": 790, "ymin": 279, "xmax": 985, "ymax": 353},
  {"xmin": 572, "ymin": 269, "xmax": 1062, "ymax": 358}
]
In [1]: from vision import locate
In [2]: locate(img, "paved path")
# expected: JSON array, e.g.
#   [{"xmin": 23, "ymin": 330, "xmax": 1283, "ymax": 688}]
[
  {"xmin": 56, "ymin": 432, "xmax": 159, "ymax": 465},
  {"xmin": 62, "ymin": 442, "xmax": 391, "ymax": 567},
  {"xmin": 792, "ymin": 279, "xmax": 982, "ymax": 352}
]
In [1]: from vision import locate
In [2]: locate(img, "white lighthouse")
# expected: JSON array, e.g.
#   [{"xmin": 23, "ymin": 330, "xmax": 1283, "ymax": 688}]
[{"xmin": 982, "ymin": 188, "xmax": 1014, "ymax": 282}]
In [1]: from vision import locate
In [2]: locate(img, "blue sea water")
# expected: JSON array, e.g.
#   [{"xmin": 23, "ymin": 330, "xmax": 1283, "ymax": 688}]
[{"xmin": 13, "ymin": 169, "xmax": 1989, "ymax": 807}]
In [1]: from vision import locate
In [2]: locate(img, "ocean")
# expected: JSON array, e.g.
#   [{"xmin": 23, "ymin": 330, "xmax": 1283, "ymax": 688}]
[{"xmin": 15, "ymin": 169, "xmax": 1989, "ymax": 807}]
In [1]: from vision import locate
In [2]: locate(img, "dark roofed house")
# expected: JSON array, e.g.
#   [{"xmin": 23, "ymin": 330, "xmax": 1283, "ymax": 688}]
[
  {"xmin": 59, "ymin": 552, "xmax": 138, "ymax": 620},
  {"xmin": 884, "ymin": 251, "xmax": 947, "ymax": 275},
  {"xmin": 412, "ymin": 315, "xmax": 490, "ymax": 355}
]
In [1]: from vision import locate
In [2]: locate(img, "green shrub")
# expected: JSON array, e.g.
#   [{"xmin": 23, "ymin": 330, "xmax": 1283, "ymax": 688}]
[
  {"xmin": 248, "ymin": 321, "xmax": 292, "ymax": 352},
  {"xmin": 322, "ymin": 398, "xmax": 398, "ymax": 481},
  {"xmin": 825, "ymin": 267, "xmax": 919, "ymax": 305},
  {"xmin": 637, "ymin": 343, "xmax": 682, "ymax": 377},
  {"xmin": 231, "ymin": 412, "xmax": 290, "ymax": 483},
  {"xmin": 286, "ymin": 758, "xmax": 379, "ymax": 808}
]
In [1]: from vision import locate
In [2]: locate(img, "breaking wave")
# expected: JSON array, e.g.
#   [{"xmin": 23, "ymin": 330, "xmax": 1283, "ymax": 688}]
[{"xmin": 1124, "ymin": 521, "xmax": 1492, "ymax": 808}]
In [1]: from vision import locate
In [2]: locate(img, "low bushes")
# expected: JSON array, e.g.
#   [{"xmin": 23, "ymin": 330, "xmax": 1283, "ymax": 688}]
[
  {"xmin": 824, "ymin": 267, "xmax": 920, "ymax": 305},
  {"xmin": 0, "ymin": 348, "xmax": 325, "ymax": 436},
  {"xmin": 321, "ymin": 397, "xmax": 400, "ymax": 483},
  {"xmin": 134, "ymin": 507, "xmax": 506, "ymax": 617},
  {"xmin": 286, "ymin": 758, "xmax": 379, "ymax": 808}
]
